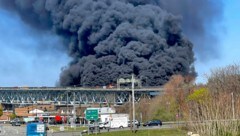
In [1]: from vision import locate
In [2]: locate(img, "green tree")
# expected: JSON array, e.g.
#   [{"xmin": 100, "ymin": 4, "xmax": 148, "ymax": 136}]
[
  {"xmin": 9, "ymin": 113, "xmax": 17, "ymax": 120},
  {"xmin": 187, "ymin": 87, "xmax": 210, "ymax": 103}
]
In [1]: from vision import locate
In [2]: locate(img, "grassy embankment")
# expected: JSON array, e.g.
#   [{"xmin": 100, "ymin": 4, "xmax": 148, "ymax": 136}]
[
  {"xmin": 49, "ymin": 126, "xmax": 186, "ymax": 136},
  {"xmin": 95, "ymin": 129, "xmax": 186, "ymax": 136}
]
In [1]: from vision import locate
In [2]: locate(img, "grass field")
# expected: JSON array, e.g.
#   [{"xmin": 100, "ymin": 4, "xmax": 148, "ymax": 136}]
[
  {"xmin": 91, "ymin": 129, "xmax": 186, "ymax": 136},
  {"xmin": 48, "ymin": 126, "xmax": 186, "ymax": 136}
]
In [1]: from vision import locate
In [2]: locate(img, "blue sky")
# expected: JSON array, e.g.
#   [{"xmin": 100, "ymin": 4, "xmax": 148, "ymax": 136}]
[
  {"xmin": 195, "ymin": 0, "xmax": 240, "ymax": 83},
  {"xmin": 0, "ymin": 9, "xmax": 70, "ymax": 87},
  {"xmin": 0, "ymin": 1, "xmax": 239, "ymax": 87}
]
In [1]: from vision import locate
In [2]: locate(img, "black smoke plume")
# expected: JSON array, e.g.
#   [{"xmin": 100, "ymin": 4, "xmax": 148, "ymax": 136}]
[{"xmin": 0, "ymin": 0, "xmax": 222, "ymax": 86}]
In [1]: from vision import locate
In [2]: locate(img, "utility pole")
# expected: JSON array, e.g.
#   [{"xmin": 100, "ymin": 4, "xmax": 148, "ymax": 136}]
[
  {"xmin": 73, "ymin": 92, "xmax": 76, "ymax": 129},
  {"xmin": 132, "ymin": 74, "xmax": 136, "ymax": 132},
  {"xmin": 231, "ymin": 92, "xmax": 235, "ymax": 119}
]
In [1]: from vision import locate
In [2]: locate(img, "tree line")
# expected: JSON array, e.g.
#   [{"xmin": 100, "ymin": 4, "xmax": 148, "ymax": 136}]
[{"xmin": 117, "ymin": 64, "xmax": 240, "ymax": 136}]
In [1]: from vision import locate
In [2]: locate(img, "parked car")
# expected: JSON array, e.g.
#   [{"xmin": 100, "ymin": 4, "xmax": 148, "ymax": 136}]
[
  {"xmin": 48, "ymin": 120, "xmax": 56, "ymax": 125},
  {"xmin": 88, "ymin": 123, "xmax": 100, "ymax": 133},
  {"xmin": 11, "ymin": 121, "xmax": 21, "ymax": 126},
  {"xmin": 143, "ymin": 120, "xmax": 162, "ymax": 127},
  {"xmin": 128, "ymin": 120, "xmax": 141, "ymax": 127},
  {"xmin": 10, "ymin": 118, "xmax": 24, "ymax": 126}
]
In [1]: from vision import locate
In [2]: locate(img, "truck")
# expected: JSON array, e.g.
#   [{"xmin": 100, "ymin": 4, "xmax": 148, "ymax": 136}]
[{"xmin": 101, "ymin": 114, "xmax": 129, "ymax": 128}]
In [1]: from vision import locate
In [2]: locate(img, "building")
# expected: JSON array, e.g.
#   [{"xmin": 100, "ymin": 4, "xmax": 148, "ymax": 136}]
[
  {"xmin": 15, "ymin": 104, "xmax": 55, "ymax": 117},
  {"xmin": 0, "ymin": 111, "xmax": 12, "ymax": 122}
]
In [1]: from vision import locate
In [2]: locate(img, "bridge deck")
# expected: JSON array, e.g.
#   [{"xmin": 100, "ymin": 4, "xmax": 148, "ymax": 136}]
[
  {"xmin": 0, "ymin": 87, "xmax": 164, "ymax": 104},
  {"xmin": 0, "ymin": 87, "xmax": 164, "ymax": 91}
]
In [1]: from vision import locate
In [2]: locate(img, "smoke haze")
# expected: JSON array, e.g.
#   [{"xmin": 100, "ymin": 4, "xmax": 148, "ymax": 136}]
[{"xmin": 0, "ymin": 0, "xmax": 223, "ymax": 86}]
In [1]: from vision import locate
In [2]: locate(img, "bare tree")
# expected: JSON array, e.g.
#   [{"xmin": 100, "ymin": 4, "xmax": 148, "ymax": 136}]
[
  {"xmin": 187, "ymin": 64, "xmax": 240, "ymax": 136},
  {"xmin": 207, "ymin": 64, "xmax": 240, "ymax": 94},
  {"xmin": 137, "ymin": 75, "xmax": 194, "ymax": 121}
]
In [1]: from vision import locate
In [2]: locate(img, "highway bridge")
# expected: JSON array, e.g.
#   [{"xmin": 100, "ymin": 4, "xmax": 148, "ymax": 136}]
[{"xmin": 0, "ymin": 87, "xmax": 164, "ymax": 105}]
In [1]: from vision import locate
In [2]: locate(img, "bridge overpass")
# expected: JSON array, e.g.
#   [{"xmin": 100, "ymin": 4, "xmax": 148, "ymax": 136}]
[{"xmin": 0, "ymin": 87, "xmax": 164, "ymax": 105}]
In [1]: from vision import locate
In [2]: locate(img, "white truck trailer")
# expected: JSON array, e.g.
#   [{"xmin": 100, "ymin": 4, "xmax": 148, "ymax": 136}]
[
  {"xmin": 99, "ymin": 114, "xmax": 129, "ymax": 129},
  {"xmin": 109, "ymin": 114, "xmax": 129, "ymax": 128}
]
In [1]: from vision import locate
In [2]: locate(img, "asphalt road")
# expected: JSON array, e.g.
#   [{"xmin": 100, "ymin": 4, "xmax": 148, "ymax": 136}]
[
  {"xmin": 0, "ymin": 125, "xmax": 25, "ymax": 136},
  {"xmin": 0, "ymin": 123, "xmax": 178, "ymax": 136}
]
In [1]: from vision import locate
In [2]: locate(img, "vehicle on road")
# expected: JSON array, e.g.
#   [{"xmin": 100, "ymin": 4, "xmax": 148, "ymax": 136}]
[
  {"xmin": 10, "ymin": 118, "xmax": 24, "ymax": 126},
  {"xmin": 110, "ymin": 114, "xmax": 129, "ymax": 128},
  {"xmin": 143, "ymin": 120, "xmax": 162, "ymax": 127},
  {"xmin": 128, "ymin": 120, "xmax": 141, "ymax": 127},
  {"xmin": 101, "ymin": 114, "xmax": 129, "ymax": 129},
  {"xmin": 88, "ymin": 122, "xmax": 100, "ymax": 133},
  {"xmin": 99, "ymin": 122, "xmax": 110, "ymax": 129},
  {"xmin": 12, "ymin": 121, "xmax": 21, "ymax": 126}
]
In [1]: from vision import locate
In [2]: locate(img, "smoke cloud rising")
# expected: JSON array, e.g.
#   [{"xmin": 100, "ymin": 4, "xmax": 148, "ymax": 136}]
[{"xmin": 0, "ymin": 0, "xmax": 222, "ymax": 86}]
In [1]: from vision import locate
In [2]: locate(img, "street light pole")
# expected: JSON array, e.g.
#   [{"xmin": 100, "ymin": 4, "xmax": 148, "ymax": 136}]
[
  {"xmin": 73, "ymin": 92, "xmax": 76, "ymax": 129},
  {"xmin": 132, "ymin": 74, "xmax": 136, "ymax": 132}
]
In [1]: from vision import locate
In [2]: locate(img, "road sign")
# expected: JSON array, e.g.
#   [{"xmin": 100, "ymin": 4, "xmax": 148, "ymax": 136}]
[
  {"xmin": 36, "ymin": 124, "xmax": 45, "ymax": 133},
  {"xmin": 85, "ymin": 109, "xmax": 99, "ymax": 120}
]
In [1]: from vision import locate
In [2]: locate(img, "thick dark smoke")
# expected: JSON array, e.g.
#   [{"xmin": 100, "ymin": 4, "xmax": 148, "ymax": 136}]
[
  {"xmin": 157, "ymin": 0, "xmax": 223, "ymax": 60},
  {"xmin": 0, "ymin": 0, "xmax": 222, "ymax": 87}
]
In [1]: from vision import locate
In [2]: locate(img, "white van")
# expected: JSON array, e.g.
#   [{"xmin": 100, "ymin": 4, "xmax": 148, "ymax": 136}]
[{"xmin": 109, "ymin": 114, "xmax": 129, "ymax": 128}]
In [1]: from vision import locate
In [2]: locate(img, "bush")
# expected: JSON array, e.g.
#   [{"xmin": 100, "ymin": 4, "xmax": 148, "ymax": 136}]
[
  {"xmin": 0, "ymin": 104, "xmax": 3, "ymax": 117},
  {"xmin": 187, "ymin": 64, "xmax": 240, "ymax": 136},
  {"xmin": 9, "ymin": 113, "xmax": 17, "ymax": 120}
]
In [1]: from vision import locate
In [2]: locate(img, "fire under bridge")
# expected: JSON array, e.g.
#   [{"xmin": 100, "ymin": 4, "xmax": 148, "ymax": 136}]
[{"xmin": 0, "ymin": 87, "xmax": 163, "ymax": 105}]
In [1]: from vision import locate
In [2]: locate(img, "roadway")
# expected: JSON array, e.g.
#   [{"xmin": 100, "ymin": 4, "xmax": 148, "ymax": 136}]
[
  {"xmin": 0, "ymin": 123, "xmax": 177, "ymax": 136},
  {"xmin": 0, "ymin": 87, "xmax": 164, "ymax": 92}
]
